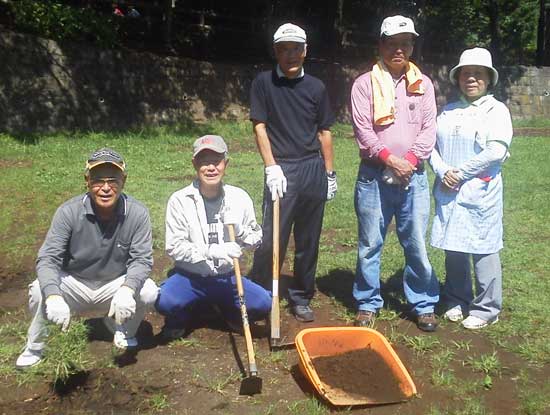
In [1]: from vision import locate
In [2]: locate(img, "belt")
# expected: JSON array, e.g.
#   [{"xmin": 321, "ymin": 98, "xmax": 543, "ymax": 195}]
[
  {"xmin": 361, "ymin": 158, "xmax": 425, "ymax": 173},
  {"xmin": 174, "ymin": 269, "xmax": 234, "ymax": 279}
]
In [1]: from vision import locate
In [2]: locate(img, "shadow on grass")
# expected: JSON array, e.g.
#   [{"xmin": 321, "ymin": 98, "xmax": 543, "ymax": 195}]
[{"xmin": 318, "ymin": 268, "xmax": 427, "ymax": 319}]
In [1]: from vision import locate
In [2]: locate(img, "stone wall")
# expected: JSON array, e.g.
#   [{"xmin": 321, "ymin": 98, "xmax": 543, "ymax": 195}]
[{"xmin": 1, "ymin": 27, "xmax": 549, "ymax": 133}]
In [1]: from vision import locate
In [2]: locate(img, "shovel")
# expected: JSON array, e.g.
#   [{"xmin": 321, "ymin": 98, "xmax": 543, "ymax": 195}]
[
  {"xmin": 269, "ymin": 196, "xmax": 295, "ymax": 349},
  {"xmin": 227, "ymin": 224, "xmax": 262, "ymax": 395}
]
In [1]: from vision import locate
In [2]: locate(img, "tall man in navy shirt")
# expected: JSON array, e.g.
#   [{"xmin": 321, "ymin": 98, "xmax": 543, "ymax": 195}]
[{"xmin": 249, "ymin": 23, "xmax": 336, "ymax": 322}]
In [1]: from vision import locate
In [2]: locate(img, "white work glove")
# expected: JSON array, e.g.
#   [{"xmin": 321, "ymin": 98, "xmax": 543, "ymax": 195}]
[
  {"xmin": 265, "ymin": 165, "xmax": 287, "ymax": 201},
  {"xmin": 108, "ymin": 286, "xmax": 136, "ymax": 325},
  {"xmin": 208, "ymin": 242, "xmax": 242, "ymax": 262},
  {"xmin": 326, "ymin": 172, "xmax": 337, "ymax": 201},
  {"xmin": 45, "ymin": 295, "xmax": 71, "ymax": 331}
]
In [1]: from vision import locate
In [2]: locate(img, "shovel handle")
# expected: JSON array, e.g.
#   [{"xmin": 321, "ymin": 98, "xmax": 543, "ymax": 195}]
[
  {"xmin": 228, "ymin": 224, "xmax": 258, "ymax": 376},
  {"xmin": 270, "ymin": 196, "xmax": 280, "ymax": 340}
]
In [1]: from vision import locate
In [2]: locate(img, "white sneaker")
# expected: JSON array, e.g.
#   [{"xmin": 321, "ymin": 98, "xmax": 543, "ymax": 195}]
[
  {"xmin": 443, "ymin": 306, "xmax": 464, "ymax": 322},
  {"xmin": 461, "ymin": 315, "xmax": 498, "ymax": 330},
  {"xmin": 15, "ymin": 347, "xmax": 43, "ymax": 369},
  {"xmin": 104, "ymin": 318, "xmax": 138, "ymax": 349},
  {"xmin": 113, "ymin": 330, "xmax": 138, "ymax": 349}
]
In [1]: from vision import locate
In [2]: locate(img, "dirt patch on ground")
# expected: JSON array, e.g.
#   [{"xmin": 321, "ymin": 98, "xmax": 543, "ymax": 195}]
[
  {"xmin": 514, "ymin": 127, "xmax": 550, "ymax": 137},
  {"xmin": 1, "ymin": 236, "xmax": 549, "ymax": 413},
  {"xmin": 2, "ymin": 289, "xmax": 548, "ymax": 414},
  {"xmin": 0, "ymin": 159, "xmax": 33, "ymax": 169}
]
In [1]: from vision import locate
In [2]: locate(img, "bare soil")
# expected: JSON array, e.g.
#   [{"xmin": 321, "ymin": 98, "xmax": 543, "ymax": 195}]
[
  {"xmin": 1, "ymin": 258, "xmax": 550, "ymax": 414},
  {"xmin": 312, "ymin": 348, "xmax": 407, "ymax": 402}
]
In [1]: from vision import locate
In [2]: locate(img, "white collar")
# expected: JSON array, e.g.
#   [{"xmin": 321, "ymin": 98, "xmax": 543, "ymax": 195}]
[{"xmin": 276, "ymin": 65, "xmax": 305, "ymax": 79}]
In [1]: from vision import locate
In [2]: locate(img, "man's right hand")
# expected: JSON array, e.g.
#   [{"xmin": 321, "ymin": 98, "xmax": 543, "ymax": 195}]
[
  {"xmin": 265, "ymin": 165, "xmax": 287, "ymax": 201},
  {"xmin": 45, "ymin": 295, "xmax": 71, "ymax": 331},
  {"xmin": 386, "ymin": 155, "xmax": 415, "ymax": 185},
  {"xmin": 208, "ymin": 242, "xmax": 242, "ymax": 263}
]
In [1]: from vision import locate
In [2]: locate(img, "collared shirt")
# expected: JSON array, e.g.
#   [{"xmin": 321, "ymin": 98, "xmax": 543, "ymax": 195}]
[
  {"xmin": 37, "ymin": 193, "xmax": 153, "ymax": 298},
  {"xmin": 165, "ymin": 180, "xmax": 262, "ymax": 277},
  {"xmin": 276, "ymin": 65, "xmax": 305, "ymax": 79},
  {"xmin": 350, "ymin": 71, "xmax": 437, "ymax": 162}
]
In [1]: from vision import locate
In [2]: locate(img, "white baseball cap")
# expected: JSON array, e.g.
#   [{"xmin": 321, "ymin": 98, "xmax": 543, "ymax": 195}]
[
  {"xmin": 449, "ymin": 47, "xmax": 499, "ymax": 86},
  {"xmin": 273, "ymin": 23, "xmax": 307, "ymax": 44},
  {"xmin": 380, "ymin": 15, "xmax": 419, "ymax": 37}
]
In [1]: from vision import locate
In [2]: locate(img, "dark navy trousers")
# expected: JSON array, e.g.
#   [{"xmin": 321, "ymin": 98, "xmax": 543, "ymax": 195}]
[
  {"xmin": 156, "ymin": 271, "xmax": 272, "ymax": 329},
  {"xmin": 250, "ymin": 153, "xmax": 327, "ymax": 306}
]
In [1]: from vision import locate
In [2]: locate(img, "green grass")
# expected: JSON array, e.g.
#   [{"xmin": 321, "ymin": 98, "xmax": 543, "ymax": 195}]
[
  {"xmin": 1, "ymin": 121, "xmax": 550, "ymax": 412},
  {"xmin": 513, "ymin": 117, "xmax": 550, "ymax": 128}
]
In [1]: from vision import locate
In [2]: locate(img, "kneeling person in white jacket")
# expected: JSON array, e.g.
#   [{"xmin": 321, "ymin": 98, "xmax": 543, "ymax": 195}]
[
  {"xmin": 156, "ymin": 135, "xmax": 271, "ymax": 339},
  {"xmin": 16, "ymin": 148, "xmax": 159, "ymax": 369}
]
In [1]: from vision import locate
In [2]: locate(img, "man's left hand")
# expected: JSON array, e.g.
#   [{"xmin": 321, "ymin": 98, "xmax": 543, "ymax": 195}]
[
  {"xmin": 108, "ymin": 286, "xmax": 136, "ymax": 325},
  {"xmin": 326, "ymin": 172, "xmax": 337, "ymax": 201}
]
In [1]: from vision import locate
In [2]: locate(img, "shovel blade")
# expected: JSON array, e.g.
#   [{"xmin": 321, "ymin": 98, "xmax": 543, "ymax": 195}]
[{"xmin": 239, "ymin": 375, "xmax": 262, "ymax": 396}]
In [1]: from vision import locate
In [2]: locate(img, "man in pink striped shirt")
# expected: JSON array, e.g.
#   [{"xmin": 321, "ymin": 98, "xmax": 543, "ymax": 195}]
[{"xmin": 350, "ymin": 15, "xmax": 439, "ymax": 332}]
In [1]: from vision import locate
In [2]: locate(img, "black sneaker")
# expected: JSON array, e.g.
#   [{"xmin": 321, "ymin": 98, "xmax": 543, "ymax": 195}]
[{"xmin": 292, "ymin": 305, "xmax": 314, "ymax": 322}]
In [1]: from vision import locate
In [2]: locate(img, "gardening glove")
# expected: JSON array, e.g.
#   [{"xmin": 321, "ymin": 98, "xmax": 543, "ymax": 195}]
[
  {"xmin": 108, "ymin": 286, "xmax": 136, "ymax": 325},
  {"xmin": 208, "ymin": 242, "xmax": 242, "ymax": 263},
  {"xmin": 265, "ymin": 164, "xmax": 287, "ymax": 201},
  {"xmin": 326, "ymin": 171, "xmax": 337, "ymax": 201},
  {"xmin": 45, "ymin": 295, "xmax": 71, "ymax": 331}
]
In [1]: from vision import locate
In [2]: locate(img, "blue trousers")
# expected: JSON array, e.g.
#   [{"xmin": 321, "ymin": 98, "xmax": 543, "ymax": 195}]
[
  {"xmin": 353, "ymin": 163, "xmax": 440, "ymax": 315},
  {"xmin": 155, "ymin": 272, "xmax": 272, "ymax": 329}
]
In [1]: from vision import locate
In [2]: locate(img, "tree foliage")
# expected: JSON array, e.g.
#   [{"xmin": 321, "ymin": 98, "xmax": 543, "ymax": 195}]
[{"xmin": 1, "ymin": 0, "xmax": 541, "ymax": 64}]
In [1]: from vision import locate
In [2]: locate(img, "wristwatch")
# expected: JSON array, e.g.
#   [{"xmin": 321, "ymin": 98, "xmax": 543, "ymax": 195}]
[{"xmin": 327, "ymin": 171, "xmax": 337, "ymax": 178}]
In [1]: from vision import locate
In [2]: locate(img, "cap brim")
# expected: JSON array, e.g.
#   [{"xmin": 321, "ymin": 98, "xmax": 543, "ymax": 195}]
[
  {"xmin": 192, "ymin": 145, "xmax": 227, "ymax": 158},
  {"xmin": 381, "ymin": 30, "xmax": 419, "ymax": 37},
  {"xmin": 86, "ymin": 160, "xmax": 126, "ymax": 172},
  {"xmin": 274, "ymin": 36, "xmax": 306, "ymax": 43}
]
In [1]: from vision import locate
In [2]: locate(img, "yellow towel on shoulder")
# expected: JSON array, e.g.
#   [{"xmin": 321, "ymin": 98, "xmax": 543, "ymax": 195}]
[{"xmin": 372, "ymin": 61, "xmax": 425, "ymax": 126}]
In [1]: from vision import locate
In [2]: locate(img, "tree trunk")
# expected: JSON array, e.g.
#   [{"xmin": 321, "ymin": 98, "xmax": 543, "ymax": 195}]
[{"xmin": 537, "ymin": 0, "xmax": 547, "ymax": 66}]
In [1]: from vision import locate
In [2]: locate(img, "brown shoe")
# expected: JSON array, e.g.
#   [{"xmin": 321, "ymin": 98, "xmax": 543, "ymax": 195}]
[
  {"xmin": 417, "ymin": 313, "xmax": 438, "ymax": 332},
  {"xmin": 354, "ymin": 310, "xmax": 376, "ymax": 327}
]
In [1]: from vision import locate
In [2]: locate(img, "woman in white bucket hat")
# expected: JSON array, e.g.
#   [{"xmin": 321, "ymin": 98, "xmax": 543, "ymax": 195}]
[{"xmin": 429, "ymin": 47, "xmax": 513, "ymax": 329}]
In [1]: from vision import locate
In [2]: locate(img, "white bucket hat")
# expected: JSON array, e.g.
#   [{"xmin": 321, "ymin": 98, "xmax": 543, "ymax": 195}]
[
  {"xmin": 449, "ymin": 47, "xmax": 499, "ymax": 86},
  {"xmin": 380, "ymin": 15, "xmax": 419, "ymax": 37}
]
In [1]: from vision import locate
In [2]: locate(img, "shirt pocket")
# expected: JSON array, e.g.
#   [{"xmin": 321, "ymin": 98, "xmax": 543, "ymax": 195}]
[{"xmin": 406, "ymin": 96, "xmax": 421, "ymax": 124}]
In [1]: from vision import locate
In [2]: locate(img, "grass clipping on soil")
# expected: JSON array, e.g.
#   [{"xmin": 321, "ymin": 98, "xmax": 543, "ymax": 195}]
[
  {"xmin": 311, "ymin": 348, "xmax": 407, "ymax": 402},
  {"xmin": 40, "ymin": 320, "xmax": 91, "ymax": 384}
]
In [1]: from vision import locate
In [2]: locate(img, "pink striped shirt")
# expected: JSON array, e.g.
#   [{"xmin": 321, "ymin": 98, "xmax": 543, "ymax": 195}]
[{"xmin": 350, "ymin": 71, "xmax": 437, "ymax": 165}]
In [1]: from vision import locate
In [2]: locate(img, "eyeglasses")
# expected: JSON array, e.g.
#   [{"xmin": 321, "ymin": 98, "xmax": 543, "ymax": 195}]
[{"xmin": 89, "ymin": 178, "xmax": 121, "ymax": 189}]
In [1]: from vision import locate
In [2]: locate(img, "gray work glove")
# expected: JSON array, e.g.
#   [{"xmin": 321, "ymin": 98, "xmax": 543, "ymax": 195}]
[
  {"xmin": 326, "ymin": 171, "xmax": 337, "ymax": 201},
  {"xmin": 45, "ymin": 295, "xmax": 71, "ymax": 331},
  {"xmin": 265, "ymin": 165, "xmax": 287, "ymax": 201},
  {"xmin": 108, "ymin": 286, "xmax": 136, "ymax": 325}
]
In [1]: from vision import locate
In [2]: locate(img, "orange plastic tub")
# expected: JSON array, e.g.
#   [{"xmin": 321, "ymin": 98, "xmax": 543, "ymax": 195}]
[{"xmin": 295, "ymin": 327, "xmax": 416, "ymax": 406}]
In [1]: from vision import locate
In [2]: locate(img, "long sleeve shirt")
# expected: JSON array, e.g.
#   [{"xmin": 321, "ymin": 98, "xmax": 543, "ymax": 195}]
[
  {"xmin": 165, "ymin": 181, "xmax": 262, "ymax": 277},
  {"xmin": 37, "ymin": 193, "xmax": 153, "ymax": 298},
  {"xmin": 350, "ymin": 71, "xmax": 437, "ymax": 164}
]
